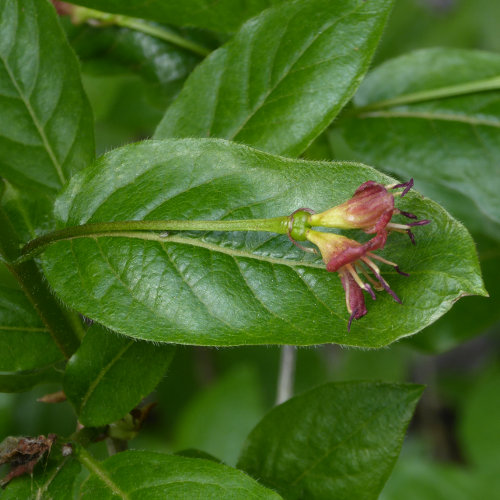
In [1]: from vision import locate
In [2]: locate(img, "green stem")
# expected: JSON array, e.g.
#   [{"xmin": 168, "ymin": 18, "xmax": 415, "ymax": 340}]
[
  {"xmin": 0, "ymin": 205, "xmax": 80, "ymax": 358},
  {"xmin": 18, "ymin": 216, "xmax": 291, "ymax": 264},
  {"xmin": 356, "ymin": 75, "xmax": 500, "ymax": 112},
  {"xmin": 72, "ymin": 6, "xmax": 211, "ymax": 57}
]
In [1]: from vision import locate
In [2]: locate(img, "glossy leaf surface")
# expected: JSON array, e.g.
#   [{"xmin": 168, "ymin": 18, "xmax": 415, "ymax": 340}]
[
  {"xmin": 155, "ymin": 0, "xmax": 394, "ymax": 157},
  {"xmin": 333, "ymin": 48, "xmax": 500, "ymax": 227},
  {"xmin": 79, "ymin": 451, "xmax": 282, "ymax": 499},
  {"xmin": 0, "ymin": 0, "xmax": 94, "ymax": 194},
  {"xmin": 238, "ymin": 382, "xmax": 423, "ymax": 500},
  {"xmin": 41, "ymin": 139, "xmax": 485, "ymax": 347},
  {"xmin": 64, "ymin": 324, "xmax": 175, "ymax": 426},
  {"xmin": 66, "ymin": 0, "xmax": 279, "ymax": 32}
]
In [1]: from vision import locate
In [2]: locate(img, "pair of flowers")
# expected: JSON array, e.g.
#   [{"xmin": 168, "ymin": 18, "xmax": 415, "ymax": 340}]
[{"xmin": 290, "ymin": 180, "xmax": 429, "ymax": 331}]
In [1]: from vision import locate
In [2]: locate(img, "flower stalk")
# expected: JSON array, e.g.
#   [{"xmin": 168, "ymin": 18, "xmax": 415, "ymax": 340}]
[{"xmin": 17, "ymin": 178, "xmax": 430, "ymax": 330}]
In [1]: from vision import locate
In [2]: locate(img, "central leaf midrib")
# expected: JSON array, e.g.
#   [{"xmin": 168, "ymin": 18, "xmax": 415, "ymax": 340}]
[
  {"xmin": 358, "ymin": 109, "xmax": 500, "ymax": 128},
  {"xmin": 0, "ymin": 47, "xmax": 66, "ymax": 185},
  {"xmin": 78, "ymin": 340, "xmax": 135, "ymax": 414}
]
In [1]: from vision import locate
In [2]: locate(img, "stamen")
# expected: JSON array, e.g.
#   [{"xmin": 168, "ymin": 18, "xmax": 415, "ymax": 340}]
[
  {"xmin": 372, "ymin": 271, "xmax": 402, "ymax": 304},
  {"xmin": 399, "ymin": 210, "xmax": 417, "ymax": 219},
  {"xmin": 407, "ymin": 229, "xmax": 416, "ymax": 245},
  {"xmin": 390, "ymin": 178, "xmax": 414, "ymax": 197},
  {"xmin": 358, "ymin": 263, "xmax": 383, "ymax": 290},
  {"xmin": 407, "ymin": 219, "xmax": 431, "ymax": 227},
  {"xmin": 387, "ymin": 222, "xmax": 412, "ymax": 230},
  {"xmin": 366, "ymin": 252, "xmax": 410, "ymax": 277},
  {"xmin": 364, "ymin": 283, "xmax": 376, "ymax": 301},
  {"xmin": 346, "ymin": 264, "xmax": 375, "ymax": 299},
  {"xmin": 395, "ymin": 266, "xmax": 410, "ymax": 277}
]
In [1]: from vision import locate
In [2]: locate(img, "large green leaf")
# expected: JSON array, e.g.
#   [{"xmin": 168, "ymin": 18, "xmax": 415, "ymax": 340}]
[
  {"xmin": 0, "ymin": 0, "xmax": 94, "ymax": 194},
  {"xmin": 78, "ymin": 451, "xmax": 282, "ymax": 499},
  {"xmin": 64, "ymin": 324, "xmax": 175, "ymax": 426},
  {"xmin": 66, "ymin": 0, "xmax": 280, "ymax": 33},
  {"xmin": 332, "ymin": 48, "xmax": 500, "ymax": 228},
  {"xmin": 155, "ymin": 0, "xmax": 394, "ymax": 157},
  {"xmin": 0, "ymin": 284, "xmax": 63, "ymax": 372},
  {"xmin": 41, "ymin": 139, "xmax": 485, "ymax": 347},
  {"xmin": 237, "ymin": 382, "xmax": 423, "ymax": 500}
]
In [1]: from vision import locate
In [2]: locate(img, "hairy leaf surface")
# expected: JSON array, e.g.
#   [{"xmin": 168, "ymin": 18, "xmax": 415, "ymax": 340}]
[
  {"xmin": 79, "ymin": 451, "xmax": 282, "ymax": 499},
  {"xmin": 333, "ymin": 48, "xmax": 500, "ymax": 228},
  {"xmin": 40, "ymin": 139, "xmax": 485, "ymax": 347},
  {"xmin": 0, "ymin": 0, "xmax": 94, "ymax": 194},
  {"xmin": 155, "ymin": 0, "xmax": 394, "ymax": 157},
  {"xmin": 64, "ymin": 324, "xmax": 175, "ymax": 426},
  {"xmin": 237, "ymin": 382, "xmax": 423, "ymax": 500}
]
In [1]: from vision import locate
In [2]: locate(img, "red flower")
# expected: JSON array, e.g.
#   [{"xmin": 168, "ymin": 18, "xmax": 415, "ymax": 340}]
[
  {"xmin": 306, "ymin": 230, "xmax": 407, "ymax": 331},
  {"xmin": 309, "ymin": 179, "xmax": 429, "ymax": 245}
]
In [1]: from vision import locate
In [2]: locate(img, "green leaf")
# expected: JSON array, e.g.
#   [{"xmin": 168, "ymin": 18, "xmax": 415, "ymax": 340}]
[
  {"xmin": 66, "ymin": 21, "xmax": 203, "ymax": 94},
  {"xmin": 332, "ymin": 48, "xmax": 500, "ymax": 229},
  {"xmin": 78, "ymin": 450, "xmax": 282, "ymax": 499},
  {"xmin": 66, "ymin": 0, "xmax": 279, "ymax": 33},
  {"xmin": 1, "ymin": 455, "xmax": 81, "ymax": 500},
  {"xmin": 64, "ymin": 324, "xmax": 175, "ymax": 426},
  {"xmin": 0, "ymin": 284, "xmax": 63, "ymax": 372},
  {"xmin": 0, "ymin": 0, "xmax": 94, "ymax": 194},
  {"xmin": 40, "ymin": 139, "xmax": 485, "ymax": 347},
  {"xmin": 155, "ymin": 0, "xmax": 394, "ymax": 157},
  {"xmin": 174, "ymin": 366, "xmax": 265, "ymax": 466},
  {"xmin": 237, "ymin": 382, "xmax": 424, "ymax": 500}
]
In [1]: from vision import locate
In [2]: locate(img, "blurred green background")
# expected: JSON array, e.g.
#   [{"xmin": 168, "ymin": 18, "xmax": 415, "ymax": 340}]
[{"xmin": 1, "ymin": 1, "xmax": 499, "ymax": 497}]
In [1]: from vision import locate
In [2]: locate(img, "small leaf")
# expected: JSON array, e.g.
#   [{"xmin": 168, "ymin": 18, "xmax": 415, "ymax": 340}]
[
  {"xmin": 40, "ymin": 139, "xmax": 485, "ymax": 347},
  {"xmin": 78, "ymin": 450, "xmax": 282, "ymax": 499},
  {"xmin": 0, "ymin": 283, "xmax": 63, "ymax": 372},
  {"xmin": 0, "ymin": 0, "xmax": 94, "ymax": 194},
  {"xmin": 64, "ymin": 324, "xmax": 175, "ymax": 426},
  {"xmin": 333, "ymin": 48, "xmax": 500, "ymax": 229},
  {"xmin": 237, "ymin": 382, "xmax": 424, "ymax": 500},
  {"xmin": 155, "ymin": 0, "xmax": 394, "ymax": 157}
]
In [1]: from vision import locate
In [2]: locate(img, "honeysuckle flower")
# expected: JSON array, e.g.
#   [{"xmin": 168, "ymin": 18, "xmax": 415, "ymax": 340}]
[
  {"xmin": 306, "ymin": 230, "xmax": 408, "ymax": 331},
  {"xmin": 309, "ymin": 179, "xmax": 430, "ymax": 245}
]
